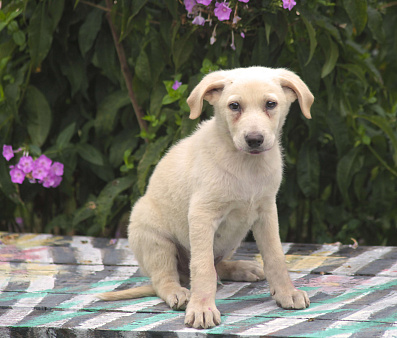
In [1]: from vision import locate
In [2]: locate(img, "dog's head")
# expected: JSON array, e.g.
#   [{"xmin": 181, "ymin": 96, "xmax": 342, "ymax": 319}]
[{"xmin": 187, "ymin": 67, "xmax": 314, "ymax": 155}]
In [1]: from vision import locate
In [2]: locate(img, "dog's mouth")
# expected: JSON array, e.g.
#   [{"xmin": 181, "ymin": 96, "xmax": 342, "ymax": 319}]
[
  {"xmin": 241, "ymin": 147, "xmax": 272, "ymax": 155},
  {"xmin": 248, "ymin": 149, "xmax": 264, "ymax": 155}
]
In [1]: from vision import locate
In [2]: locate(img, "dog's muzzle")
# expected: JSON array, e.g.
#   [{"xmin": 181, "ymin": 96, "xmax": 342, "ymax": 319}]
[{"xmin": 245, "ymin": 133, "xmax": 264, "ymax": 148}]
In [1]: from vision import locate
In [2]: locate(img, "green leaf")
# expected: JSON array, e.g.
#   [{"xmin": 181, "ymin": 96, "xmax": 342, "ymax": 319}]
[
  {"xmin": 72, "ymin": 204, "xmax": 95, "ymax": 227},
  {"xmin": 109, "ymin": 129, "xmax": 139, "ymax": 168},
  {"xmin": 24, "ymin": 85, "xmax": 52, "ymax": 147},
  {"xmin": 45, "ymin": 214, "xmax": 72, "ymax": 233},
  {"xmin": 326, "ymin": 111, "xmax": 351, "ymax": 156},
  {"xmin": 172, "ymin": 29, "xmax": 195, "ymax": 71},
  {"xmin": 367, "ymin": 7, "xmax": 385, "ymax": 43},
  {"xmin": 0, "ymin": 10, "xmax": 21, "ymax": 34},
  {"xmin": 336, "ymin": 147, "xmax": 364, "ymax": 204},
  {"xmin": 297, "ymin": 142, "xmax": 320, "ymax": 198},
  {"xmin": 78, "ymin": 8, "xmax": 103, "ymax": 57},
  {"xmin": 321, "ymin": 35, "xmax": 339, "ymax": 78},
  {"xmin": 0, "ymin": 39, "xmax": 16, "ymax": 60},
  {"xmin": 28, "ymin": 3, "xmax": 53, "ymax": 68},
  {"xmin": 0, "ymin": 158, "xmax": 19, "ymax": 204},
  {"xmin": 95, "ymin": 91, "xmax": 130, "ymax": 135},
  {"xmin": 135, "ymin": 49, "xmax": 151, "ymax": 85},
  {"xmin": 12, "ymin": 30, "xmax": 25, "ymax": 46},
  {"xmin": 92, "ymin": 32, "xmax": 118, "ymax": 83},
  {"xmin": 137, "ymin": 135, "xmax": 172, "ymax": 194},
  {"xmin": 59, "ymin": 50, "xmax": 88, "ymax": 97},
  {"xmin": 314, "ymin": 16, "xmax": 342, "ymax": 45},
  {"xmin": 343, "ymin": 0, "xmax": 368, "ymax": 34},
  {"xmin": 356, "ymin": 115, "xmax": 397, "ymax": 166},
  {"xmin": 161, "ymin": 94, "xmax": 178, "ymax": 105},
  {"xmin": 120, "ymin": 0, "xmax": 149, "ymax": 40},
  {"xmin": 48, "ymin": 0, "xmax": 65, "ymax": 32},
  {"xmin": 302, "ymin": 16, "xmax": 317, "ymax": 66},
  {"xmin": 338, "ymin": 63, "xmax": 367, "ymax": 85},
  {"xmin": 76, "ymin": 143, "xmax": 104, "ymax": 166},
  {"xmin": 56, "ymin": 123, "xmax": 76, "ymax": 149},
  {"xmin": 94, "ymin": 176, "xmax": 135, "ymax": 232}
]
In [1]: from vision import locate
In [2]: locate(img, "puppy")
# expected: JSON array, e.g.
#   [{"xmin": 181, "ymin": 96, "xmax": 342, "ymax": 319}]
[{"xmin": 99, "ymin": 67, "xmax": 314, "ymax": 329}]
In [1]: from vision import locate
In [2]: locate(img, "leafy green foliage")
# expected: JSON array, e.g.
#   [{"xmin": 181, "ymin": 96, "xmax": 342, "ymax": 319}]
[{"xmin": 0, "ymin": 0, "xmax": 396, "ymax": 245}]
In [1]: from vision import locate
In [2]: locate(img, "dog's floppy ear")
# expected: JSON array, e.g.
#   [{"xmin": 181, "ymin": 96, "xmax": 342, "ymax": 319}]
[
  {"xmin": 278, "ymin": 69, "xmax": 314, "ymax": 119},
  {"xmin": 187, "ymin": 71, "xmax": 226, "ymax": 119}
]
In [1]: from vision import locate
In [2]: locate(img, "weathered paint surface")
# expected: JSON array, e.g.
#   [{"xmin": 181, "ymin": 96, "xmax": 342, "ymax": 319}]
[{"xmin": 0, "ymin": 232, "xmax": 396, "ymax": 337}]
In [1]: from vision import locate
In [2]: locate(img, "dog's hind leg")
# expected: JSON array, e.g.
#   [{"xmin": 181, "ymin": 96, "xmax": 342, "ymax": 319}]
[
  {"xmin": 129, "ymin": 225, "xmax": 190, "ymax": 311},
  {"xmin": 216, "ymin": 260, "xmax": 265, "ymax": 282}
]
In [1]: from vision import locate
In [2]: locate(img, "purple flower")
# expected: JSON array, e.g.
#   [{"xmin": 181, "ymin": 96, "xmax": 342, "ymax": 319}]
[
  {"xmin": 34, "ymin": 154, "xmax": 52, "ymax": 170},
  {"xmin": 197, "ymin": 0, "xmax": 211, "ymax": 5},
  {"xmin": 172, "ymin": 80, "xmax": 182, "ymax": 90},
  {"xmin": 32, "ymin": 165, "xmax": 49, "ymax": 181},
  {"xmin": 2, "ymin": 145, "xmax": 14, "ymax": 161},
  {"xmin": 53, "ymin": 175, "xmax": 62, "ymax": 187},
  {"xmin": 42, "ymin": 172, "xmax": 62, "ymax": 188},
  {"xmin": 17, "ymin": 155, "xmax": 34, "ymax": 174},
  {"xmin": 192, "ymin": 14, "xmax": 205, "ymax": 26},
  {"xmin": 10, "ymin": 167, "xmax": 25, "ymax": 184},
  {"xmin": 282, "ymin": 0, "xmax": 296, "ymax": 11},
  {"xmin": 32, "ymin": 155, "xmax": 52, "ymax": 180},
  {"xmin": 241, "ymin": 32, "xmax": 245, "ymax": 38},
  {"xmin": 50, "ymin": 162, "xmax": 64, "ymax": 176},
  {"xmin": 184, "ymin": 0, "xmax": 197, "ymax": 14},
  {"xmin": 214, "ymin": 2, "xmax": 232, "ymax": 21},
  {"xmin": 15, "ymin": 217, "xmax": 24, "ymax": 226},
  {"xmin": 238, "ymin": 0, "xmax": 249, "ymax": 2}
]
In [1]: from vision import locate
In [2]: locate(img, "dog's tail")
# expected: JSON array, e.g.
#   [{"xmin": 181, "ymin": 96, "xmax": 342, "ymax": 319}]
[{"xmin": 97, "ymin": 284, "xmax": 156, "ymax": 301}]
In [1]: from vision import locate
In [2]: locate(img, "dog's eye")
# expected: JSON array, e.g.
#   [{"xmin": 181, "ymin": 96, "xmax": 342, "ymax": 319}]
[
  {"xmin": 266, "ymin": 101, "xmax": 277, "ymax": 109},
  {"xmin": 229, "ymin": 102, "xmax": 241, "ymax": 112}
]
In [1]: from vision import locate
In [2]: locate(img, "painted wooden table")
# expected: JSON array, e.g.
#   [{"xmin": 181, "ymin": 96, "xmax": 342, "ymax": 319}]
[{"xmin": 0, "ymin": 232, "xmax": 396, "ymax": 337}]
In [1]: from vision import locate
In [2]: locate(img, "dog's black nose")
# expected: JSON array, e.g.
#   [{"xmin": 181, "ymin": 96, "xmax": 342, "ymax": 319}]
[{"xmin": 245, "ymin": 134, "xmax": 264, "ymax": 148}]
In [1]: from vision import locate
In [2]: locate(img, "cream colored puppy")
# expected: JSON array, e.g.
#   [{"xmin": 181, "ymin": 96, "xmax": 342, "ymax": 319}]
[{"xmin": 99, "ymin": 67, "xmax": 314, "ymax": 329}]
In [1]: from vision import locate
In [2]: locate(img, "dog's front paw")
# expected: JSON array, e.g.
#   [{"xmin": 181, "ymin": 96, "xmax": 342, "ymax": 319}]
[
  {"xmin": 184, "ymin": 300, "xmax": 221, "ymax": 329},
  {"xmin": 273, "ymin": 288, "xmax": 310, "ymax": 310}
]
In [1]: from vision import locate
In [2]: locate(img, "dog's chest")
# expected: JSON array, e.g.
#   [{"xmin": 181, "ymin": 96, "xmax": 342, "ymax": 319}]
[{"xmin": 213, "ymin": 202, "xmax": 260, "ymax": 255}]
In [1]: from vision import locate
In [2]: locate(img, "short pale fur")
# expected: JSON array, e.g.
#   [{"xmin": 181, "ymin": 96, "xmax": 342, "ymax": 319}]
[{"xmin": 98, "ymin": 67, "xmax": 314, "ymax": 329}]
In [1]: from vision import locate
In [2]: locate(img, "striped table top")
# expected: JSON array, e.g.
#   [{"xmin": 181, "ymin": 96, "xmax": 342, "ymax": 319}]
[{"xmin": 0, "ymin": 232, "xmax": 396, "ymax": 337}]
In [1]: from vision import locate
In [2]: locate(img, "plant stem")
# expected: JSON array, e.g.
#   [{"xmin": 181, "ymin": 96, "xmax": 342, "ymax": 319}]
[
  {"xmin": 367, "ymin": 145, "xmax": 397, "ymax": 177},
  {"xmin": 104, "ymin": 0, "xmax": 148, "ymax": 142}
]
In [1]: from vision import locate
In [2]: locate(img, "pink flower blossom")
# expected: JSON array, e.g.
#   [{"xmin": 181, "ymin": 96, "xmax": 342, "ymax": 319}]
[
  {"xmin": 172, "ymin": 80, "xmax": 182, "ymax": 90},
  {"xmin": 2, "ymin": 145, "xmax": 14, "ymax": 161},
  {"xmin": 184, "ymin": 0, "xmax": 197, "ymax": 14},
  {"xmin": 238, "ymin": 0, "xmax": 249, "ymax": 3},
  {"xmin": 197, "ymin": 0, "xmax": 211, "ymax": 5},
  {"xmin": 53, "ymin": 175, "xmax": 62, "ymax": 187},
  {"xmin": 283, "ymin": 0, "xmax": 296, "ymax": 11},
  {"xmin": 192, "ymin": 15, "xmax": 206, "ymax": 26},
  {"xmin": 241, "ymin": 32, "xmax": 245, "ymax": 38},
  {"xmin": 10, "ymin": 167, "xmax": 25, "ymax": 184},
  {"xmin": 32, "ymin": 166, "xmax": 49, "ymax": 180},
  {"xmin": 214, "ymin": 2, "xmax": 232, "ymax": 21},
  {"xmin": 50, "ymin": 162, "xmax": 64, "ymax": 176},
  {"xmin": 34, "ymin": 154, "xmax": 52, "ymax": 170},
  {"xmin": 17, "ymin": 156, "xmax": 34, "ymax": 174},
  {"xmin": 42, "ymin": 172, "xmax": 62, "ymax": 188},
  {"xmin": 4, "ymin": 148, "xmax": 64, "ymax": 188}
]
